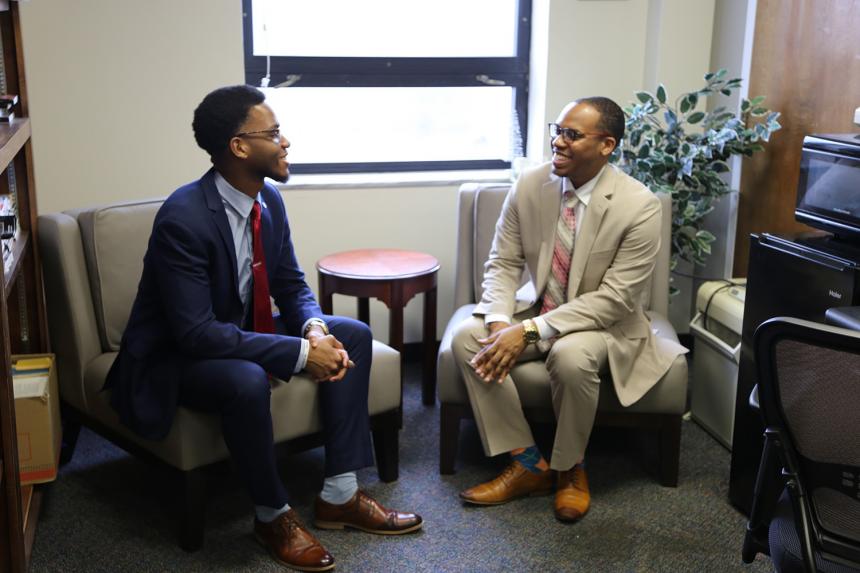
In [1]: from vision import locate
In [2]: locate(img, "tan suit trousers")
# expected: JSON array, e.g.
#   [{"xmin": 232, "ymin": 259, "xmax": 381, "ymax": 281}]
[{"xmin": 451, "ymin": 311, "xmax": 608, "ymax": 471}]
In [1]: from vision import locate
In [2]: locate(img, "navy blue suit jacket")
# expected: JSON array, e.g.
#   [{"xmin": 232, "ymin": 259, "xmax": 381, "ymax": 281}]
[{"xmin": 105, "ymin": 169, "xmax": 322, "ymax": 440}]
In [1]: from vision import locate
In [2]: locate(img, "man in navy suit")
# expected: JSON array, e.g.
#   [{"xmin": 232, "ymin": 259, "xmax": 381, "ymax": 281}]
[{"xmin": 106, "ymin": 85, "xmax": 421, "ymax": 572}]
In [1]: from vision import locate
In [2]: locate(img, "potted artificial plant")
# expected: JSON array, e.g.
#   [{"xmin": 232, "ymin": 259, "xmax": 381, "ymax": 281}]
[{"xmin": 613, "ymin": 69, "xmax": 782, "ymax": 292}]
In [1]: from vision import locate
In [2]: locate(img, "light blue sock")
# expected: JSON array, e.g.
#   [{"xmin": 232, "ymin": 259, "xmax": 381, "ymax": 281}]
[
  {"xmin": 320, "ymin": 471, "xmax": 358, "ymax": 505},
  {"xmin": 255, "ymin": 501, "xmax": 291, "ymax": 523}
]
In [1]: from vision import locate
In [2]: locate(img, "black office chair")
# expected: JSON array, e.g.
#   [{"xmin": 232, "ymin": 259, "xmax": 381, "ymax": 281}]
[{"xmin": 742, "ymin": 317, "xmax": 860, "ymax": 572}]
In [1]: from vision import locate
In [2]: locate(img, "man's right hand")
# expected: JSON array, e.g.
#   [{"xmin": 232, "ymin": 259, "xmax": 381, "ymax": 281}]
[
  {"xmin": 305, "ymin": 334, "xmax": 353, "ymax": 382},
  {"xmin": 487, "ymin": 321, "xmax": 510, "ymax": 336}
]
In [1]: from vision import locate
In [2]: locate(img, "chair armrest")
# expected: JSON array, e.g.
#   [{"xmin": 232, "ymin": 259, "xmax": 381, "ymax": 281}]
[{"xmin": 825, "ymin": 306, "xmax": 860, "ymax": 331}]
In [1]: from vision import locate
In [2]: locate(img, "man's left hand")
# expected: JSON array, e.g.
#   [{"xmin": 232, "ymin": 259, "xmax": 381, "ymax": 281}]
[
  {"xmin": 306, "ymin": 328, "xmax": 354, "ymax": 381},
  {"xmin": 470, "ymin": 323, "xmax": 527, "ymax": 384}
]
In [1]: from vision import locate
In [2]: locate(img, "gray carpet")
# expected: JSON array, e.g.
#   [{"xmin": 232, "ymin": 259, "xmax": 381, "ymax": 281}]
[{"xmin": 30, "ymin": 355, "xmax": 774, "ymax": 572}]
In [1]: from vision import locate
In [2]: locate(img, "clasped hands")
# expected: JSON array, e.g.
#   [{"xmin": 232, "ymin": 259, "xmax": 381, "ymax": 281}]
[
  {"xmin": 304, "ymin": 326, "xmax": 354, "ymax": 382},
  {"xmin": 469, "ymin": 321, "xmax": 527, "ymax": 384}
]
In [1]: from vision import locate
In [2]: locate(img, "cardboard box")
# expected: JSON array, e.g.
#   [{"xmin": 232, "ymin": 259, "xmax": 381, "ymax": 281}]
[{"xmin": 12, "ymin": 353, "xmax": 61, "ymax": 485}]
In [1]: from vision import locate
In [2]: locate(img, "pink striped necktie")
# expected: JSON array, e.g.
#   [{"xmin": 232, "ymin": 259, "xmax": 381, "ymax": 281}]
[{"xmin": 540, "ymin": 190, "xmax": 578, "ymax": 314}]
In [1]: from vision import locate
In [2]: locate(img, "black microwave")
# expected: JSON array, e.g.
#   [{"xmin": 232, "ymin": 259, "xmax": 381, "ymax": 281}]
[{"xmin": 796, "ymin": 133, "xmax": 860, "ymax": 242}]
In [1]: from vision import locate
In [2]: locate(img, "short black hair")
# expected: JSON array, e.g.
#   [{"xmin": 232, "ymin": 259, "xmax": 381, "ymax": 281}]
[
  {"xmin": 577, "ymin": 96, "xmax": 625, "ymax": 148},
  {"xmin": 192, "ymin": 85, "xmax": 266, "ymax": 158}
]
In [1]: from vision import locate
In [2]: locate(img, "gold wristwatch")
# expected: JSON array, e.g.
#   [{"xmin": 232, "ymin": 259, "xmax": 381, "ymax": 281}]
[
  {"xmin": 521, "ymin": 319, "xmax": 540, "ymax": 344},
  {"xmin": 304, "ymin": 319, "xmax": 329, "ymax": 337}
]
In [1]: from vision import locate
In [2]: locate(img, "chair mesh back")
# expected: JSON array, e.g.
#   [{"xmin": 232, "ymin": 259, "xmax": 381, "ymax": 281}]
[{"xmin": 774, "ymin": 339, "xmax": 860, "ymax": 542}]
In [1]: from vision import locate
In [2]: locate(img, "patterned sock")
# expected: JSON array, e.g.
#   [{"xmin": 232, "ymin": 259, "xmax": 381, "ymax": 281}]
[
  {"xmin": 512, "ymin": 446, "xmax": 547, "ymax": 474},
  {"xmin": 320, "ymin": 471, "xmax": 358, "ymax": 505},
  {"xmin": 255, "ymin": 501, "xmax": 291, "ymax": 523}
]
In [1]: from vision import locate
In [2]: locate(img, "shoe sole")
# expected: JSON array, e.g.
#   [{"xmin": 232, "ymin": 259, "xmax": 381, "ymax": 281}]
[
  {"xmin": 554, "ymin": 506, "xmax": 590, "ymax": 523},
  {"xmin": 313, "ymin": 520, "xmax": 424, "ymax": 535},
  {"xmin": 254, "ymin": 534, "xmax": 336, "ymax": 572},
  {"xmin": 459, "ymin": 487, "xmax": 554, "ymax": 506}
]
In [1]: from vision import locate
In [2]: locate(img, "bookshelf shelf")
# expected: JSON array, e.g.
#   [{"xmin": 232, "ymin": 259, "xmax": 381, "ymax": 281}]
[
  {"xmin": 3, "ymin": 230, "xmax": 28, "ymax": 292},
  {"xmin": 0, "ymin": 118, "xmax": 29, "ymax": 174}
]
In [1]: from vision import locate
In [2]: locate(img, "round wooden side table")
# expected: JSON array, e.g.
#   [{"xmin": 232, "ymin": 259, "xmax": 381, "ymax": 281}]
[{"xmin": 317, "ymin": 249, "xmax": 440, "ymax": 406}]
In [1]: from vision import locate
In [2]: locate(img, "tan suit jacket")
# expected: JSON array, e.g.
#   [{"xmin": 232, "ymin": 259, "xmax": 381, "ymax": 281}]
[{"xmin": 473, "ymin": 162, "xmax": 687, "ymax": 407}]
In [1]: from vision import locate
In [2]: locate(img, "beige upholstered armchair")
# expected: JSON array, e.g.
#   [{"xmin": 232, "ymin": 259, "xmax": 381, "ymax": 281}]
[
  {"xmin": 38, "ymin": 199, "xmax": 402, "ymax": 551},
  {"xmin": 436, "ymin": 183, "xmax": 688, "ymax": 486}
]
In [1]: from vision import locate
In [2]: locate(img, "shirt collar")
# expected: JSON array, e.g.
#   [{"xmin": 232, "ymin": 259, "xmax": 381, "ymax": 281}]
[
  {"xmin": 561, "ymin": 164, "xmax": 606, "ymax": 207},
  {"xmin": 213, "ymin": 171, "xmax": 260, "ymax": 218}
]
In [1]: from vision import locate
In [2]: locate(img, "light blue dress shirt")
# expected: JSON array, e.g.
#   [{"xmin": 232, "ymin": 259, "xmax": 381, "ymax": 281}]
[{"xmin": 213, "ymin": 171, "xmax": 311, "ymax": 373}]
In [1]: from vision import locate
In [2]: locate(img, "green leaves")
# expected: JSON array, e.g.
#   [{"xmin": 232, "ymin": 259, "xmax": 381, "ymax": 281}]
[
  {"xmin": 611, "ymin": 70, "xmax": 781, "ymax": 274},
  {"xmin": 687, "ymin": 111, "xmax": 705, "ymax": 124},
  {"xmin": 636, "ymin": 91, "xmax": 653, "ymax": 104}
]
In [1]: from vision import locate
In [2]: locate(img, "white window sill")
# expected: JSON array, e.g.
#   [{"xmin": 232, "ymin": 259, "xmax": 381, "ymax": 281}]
[{"xmin": 277, "ymin": 169, "xmax": 513, "ymax": 190}]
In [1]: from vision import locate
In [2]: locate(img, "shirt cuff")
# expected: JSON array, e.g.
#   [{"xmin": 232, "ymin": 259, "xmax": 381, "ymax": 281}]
[
  {"xmin": 484, "ymin": 314, "xmax": 512, "ymax": 326},
  {"xmin": 532, "ymin": 316, "xmax": 559, "ymax": 340},
  {"xmin": 294, "ymin": 338, "xmax": 310, "ymax": 373}
]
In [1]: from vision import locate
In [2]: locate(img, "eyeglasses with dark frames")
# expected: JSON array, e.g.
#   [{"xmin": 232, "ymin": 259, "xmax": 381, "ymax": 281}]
[
  {"xmin": 548, "ymin": 123, "xmax": 612, "ymax": 143},
  {"xmin": 234, "ymin": 128, "xmax": 283, "ymax": 142}
]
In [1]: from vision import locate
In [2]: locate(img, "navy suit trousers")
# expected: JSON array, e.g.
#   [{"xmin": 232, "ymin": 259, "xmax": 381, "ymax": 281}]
[{"xmin": 177, "ymin": 316, "xmax": 374, "ymax": 508}]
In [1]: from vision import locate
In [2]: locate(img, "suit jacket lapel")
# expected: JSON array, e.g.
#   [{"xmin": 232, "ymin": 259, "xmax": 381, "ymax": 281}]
[
  {"xmin": 201, "ymin": 170, "xmax": 241, "ymax": 297},
  {"xmin": 259, "ymin": 190, "xmax": 276, "ymax": 283},
  {"xmin": 569, "ymin": 167, "xmax": 614, "ymax": 297},
  {"xmin": 535, "ymin": 176, "xmax": 562, "ymax": 296}
]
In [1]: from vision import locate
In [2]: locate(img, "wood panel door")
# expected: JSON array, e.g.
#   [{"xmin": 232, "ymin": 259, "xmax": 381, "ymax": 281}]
[{"xmin": 733, "ymin": 0, "xmax": 860, "ymax": 276}]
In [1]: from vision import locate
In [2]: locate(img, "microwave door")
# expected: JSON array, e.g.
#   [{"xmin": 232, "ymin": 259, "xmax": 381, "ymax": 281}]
[{"xmin": 796, "ymin": 147, "xmax": 860, "ymax": 239}]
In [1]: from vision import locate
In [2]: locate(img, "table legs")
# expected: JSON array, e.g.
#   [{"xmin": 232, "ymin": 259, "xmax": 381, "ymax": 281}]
[
  {"xmin": 317, "ymin": 270, "xmax": 438, "ymax": 407},
  {"xmin": 318, "ymin": 272, "xmax": 333, "ymax": 315},
  {"xmin": 422, "ymin": 286, "xmax": 437, "ymax": 405},
  {"xmin": 357, "ymin": 298, "xmax": 370, "ymax": 325}
]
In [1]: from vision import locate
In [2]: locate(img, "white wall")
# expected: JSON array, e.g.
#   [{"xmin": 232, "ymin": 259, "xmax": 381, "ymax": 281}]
[{"xmin": 20, "ymin": 0, "xmax": 718, "ymax": 345}]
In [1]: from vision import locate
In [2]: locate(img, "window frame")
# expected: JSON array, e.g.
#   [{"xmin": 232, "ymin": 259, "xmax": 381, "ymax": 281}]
[{"xmin": 241, "ymin": 0, "xmax": 532, "ymax": 174}]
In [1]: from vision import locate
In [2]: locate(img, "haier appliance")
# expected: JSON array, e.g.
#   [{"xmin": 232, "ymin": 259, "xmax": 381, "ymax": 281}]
[{"xmin": 729, "ymin": 132, "xmax": 860, "ymax": 515}]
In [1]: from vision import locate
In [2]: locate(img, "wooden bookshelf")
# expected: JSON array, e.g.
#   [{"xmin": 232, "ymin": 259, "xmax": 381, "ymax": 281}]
[
  {"xmin": 0, "ymin": 2, "xmax": 49, "ymax": 572},
  {"xmin": 0, "ymin": 119, "xmax": 28, "ymax": 174},
  {"xmin": 3, "ymin": 230, "xmax": 28, "ymax": 292}
]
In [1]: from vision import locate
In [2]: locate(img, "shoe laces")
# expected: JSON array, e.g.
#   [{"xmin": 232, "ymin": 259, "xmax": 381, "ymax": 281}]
[
  {"xmin": 499, "ymin": 461, "xmax": 522, "ymax": 484},
  {"xmin": 277, "ymin": 515, "xmax": 298, "ymax": 539}
]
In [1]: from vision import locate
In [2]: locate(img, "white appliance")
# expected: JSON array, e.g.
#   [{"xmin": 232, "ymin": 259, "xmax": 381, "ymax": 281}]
[{"xmin": 689, "ymin": 279, "xmax": 746, "ymax": 449}]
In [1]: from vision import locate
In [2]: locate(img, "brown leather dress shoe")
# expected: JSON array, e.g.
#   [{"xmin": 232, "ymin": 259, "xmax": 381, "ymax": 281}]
[
  {"xmin": 314, "ymin": 490, "xmax": 423, "ymax": 535},
  {"xmin": 459, "ymin": 460, "xmax": 554, "ymax": 505},
  {"xmin": 254, "ymin": 509, "xmax": 335, "ymax": 572},
  {"xmin": 555, "ymin": 464, "xmax": 590, "ymax": 522}
]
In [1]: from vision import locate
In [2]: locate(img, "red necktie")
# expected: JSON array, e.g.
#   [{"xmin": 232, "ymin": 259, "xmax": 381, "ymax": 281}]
[{"xmin": 250, "ymin": 202, "xmax": 275, "ymax": 334}]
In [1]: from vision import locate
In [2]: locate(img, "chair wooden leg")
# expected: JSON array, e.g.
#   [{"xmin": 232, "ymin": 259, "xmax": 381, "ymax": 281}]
[
  {"xmin": 372, "ymin": 410, "xmax": 399, "ymax": 483},
  {"xmin": 658, "ymin": 415, "xmax": 682, "ymax": 487},
  {"xmin": 178, "ymin": 468, "xmax": 207, "ymax": 552},
  {"xmin": 59, "ymin": 405, "xmax": 82, "ymax": 466},
  {"xmin": 439, "ymin": 403, "xmax": 462, "ymax": 475}
]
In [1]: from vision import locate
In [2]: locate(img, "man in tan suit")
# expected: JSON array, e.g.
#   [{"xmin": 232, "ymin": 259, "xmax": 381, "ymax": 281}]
[{"xmin": 452, "ymin": 97, "xmax": 687, "ymax": 522}]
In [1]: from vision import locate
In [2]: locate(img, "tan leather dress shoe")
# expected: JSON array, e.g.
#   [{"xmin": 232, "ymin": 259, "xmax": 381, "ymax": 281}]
[
  {"xmin": 459, "ymin": 460, "xmax": 554, "ymax": 505},
  {"xmin": 254, "ymin": 509, "xmax": 335, "ymax": 572},
  {"xmin": 555, "ymin": 464, "xmax": 590, "ymax": 522},
  {"xmin": 314, "ymin": 490, "xmax": 423, "ymax": 535}
]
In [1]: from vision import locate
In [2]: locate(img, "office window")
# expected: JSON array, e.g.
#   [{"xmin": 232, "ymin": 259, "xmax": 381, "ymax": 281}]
[{"xmin": 242, "ymin": 0, "xmax": 531, "ymax": 174}]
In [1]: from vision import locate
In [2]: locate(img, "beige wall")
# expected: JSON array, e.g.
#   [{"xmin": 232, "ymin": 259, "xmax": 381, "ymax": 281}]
[
  {"xmin": 529, "ymin": 0, "xmax": 715, "ymax": 161},
  {"xmin": 19, "ymin": 0, "xmax": 245, "ymax": 211},
  {"xmin": 20, "ymin": 0, "xmax": 716, "ymax": 344}
]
